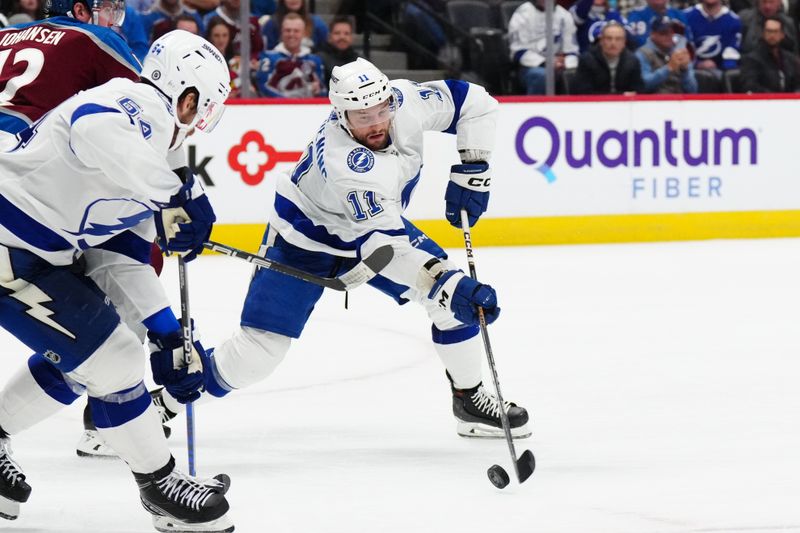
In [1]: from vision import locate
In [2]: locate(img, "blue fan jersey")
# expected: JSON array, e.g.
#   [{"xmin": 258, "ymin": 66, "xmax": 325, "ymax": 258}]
[{"xmin": 683, "ymin": 5, "xmax": 742, "ymax": 69}]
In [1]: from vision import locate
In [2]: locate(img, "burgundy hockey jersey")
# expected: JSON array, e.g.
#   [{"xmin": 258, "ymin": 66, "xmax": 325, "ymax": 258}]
[{"xmin": 0, "ymin": 16, "xmax": 140, "ymax": 133}]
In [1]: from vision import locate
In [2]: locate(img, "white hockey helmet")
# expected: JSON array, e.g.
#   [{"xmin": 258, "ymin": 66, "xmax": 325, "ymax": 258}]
[
  {"xmin": 329, "ymin": 58, "xmax": 393, "ymax": 134},
  {"xmin": 141, "ymin": 30, "xmax": 231, "ymax": 149}
]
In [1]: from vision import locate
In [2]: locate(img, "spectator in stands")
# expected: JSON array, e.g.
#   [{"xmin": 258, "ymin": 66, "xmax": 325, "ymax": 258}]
[
  {"xmin": 740, "ymin": 0, "xmax": 798, "ymax": 52},
  {"xmin": 119, "ymin": 5, "xmax": 149, "ymax": 62},
  {"xmin": 261, "ymin": 0, "xmax": 327, "ymax": 50},
  {"xmin": 628, "ymin": 0, "xmax": 690, "ymax": 47},
  {"xmin": 6, "ymin": 12, "xmax": 33, "ymax": 24},
  {"xmin": 636, "ymin": 16, "xmax": 699, "ymax": 92},
  {"xmin": 176, "ymin": 12, "xmax": 200, "ymax": 33},
  {"xmin": 207, "ymin": 14, "xmax": 235, "ymax": 59},
  {"xmin": 573, "ymin": 21, "xmax": 644, "ymax": 93},
  {"xmin": 570, "ymin": 0, "xmax": 630, "ymax": 53},
  {"xmin": 202, "ymin": 0, "xmax": 264, "ymax": 60},
  {"xmin": 251, "ymin": 0, "xmax": 275, "ymax": 19},
  {"xmin": 9, "ymin": 0, "xmax": 43, "ymax": 21},
  {"xmin": 615, "ymin": 0, "xmax": 640, "ymax": 18},
  {"xmin": 256, "ymin": 12, "xmax": 325, "ymax": 97},
  {"xmin": 316, "ymin": 15, "xmax": 360, "ymax": 82},
  {"xmin": 684, "ymin": 0, "xmax": 742, "ymax": 80},
  {"xmin": 401, "ymin": 0, "xmax": 447, "ymax": 69},
  {"xmin": 152, "ymin": 12, "xmax": 201, "ymax": 39},
  {"xmin": 740, "ymin": 15, "xmax": 800, "ymax": 90},
  {"xmin": 141, "ymin": 0, "xmax": 203, "ymax": 42},
  {"xmin": 508, "ymin": 0, "xmax": 579, "ymax": 94},
  {"xmin": 206, "ymin": 16, "xmax": 253, "ymax": 98},
  {"xmin": 183, "ymin": 0, "xmax": 219, "ymax": 14}
]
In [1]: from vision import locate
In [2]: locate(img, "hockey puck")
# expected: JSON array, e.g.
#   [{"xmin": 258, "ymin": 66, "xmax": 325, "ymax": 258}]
[{"xmin": 487, "ymin": 464, "xmax": 510, "ymax": 489}]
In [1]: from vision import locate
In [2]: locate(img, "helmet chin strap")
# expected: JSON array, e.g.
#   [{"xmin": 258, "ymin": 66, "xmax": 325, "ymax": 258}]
[{"xmin": 170, "ymin": 117, "xmax": 193, "ymax": 151}]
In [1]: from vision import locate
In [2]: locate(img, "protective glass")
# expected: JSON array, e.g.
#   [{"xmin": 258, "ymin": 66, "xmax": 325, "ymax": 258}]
[
  {"xmin": 93, "ymin": 0, "xmax": 125, "ymax": 27},
  {"xmin": 346, "ymin": 98, "xmax": 395, "ymax": 129},
  {"xmin": 195, "ymin": 101, "xmax": 226, "ymax": 133}
]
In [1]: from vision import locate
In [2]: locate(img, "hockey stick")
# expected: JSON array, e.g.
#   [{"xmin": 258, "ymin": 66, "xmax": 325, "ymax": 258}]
[
  {"xmin": 203, "ymin": 240, "xmax": 394, "ymax": 291},
  {"xmin": 177, "ymin": 256, "xmax": 197, "ymax": 476},
  {"xmin": 459, "ymin": 209, "xmax": 535, "ymax": 487}
]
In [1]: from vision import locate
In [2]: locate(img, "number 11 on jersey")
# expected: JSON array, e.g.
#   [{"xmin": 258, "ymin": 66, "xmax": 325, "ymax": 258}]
[{"xmin": 346, "ymin": 190, "xmax": 383, "ymax": 221}]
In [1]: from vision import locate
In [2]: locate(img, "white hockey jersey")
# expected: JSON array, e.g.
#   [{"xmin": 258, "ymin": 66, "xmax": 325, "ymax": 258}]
[
  {"xmin": 0, "ymin": 78, "xmax": 189, "ymax": 267},
  {"xmin": 270, "ymin": 78, "xmax": 498, "ymax": 290},
  {"xmin": 508, "ymin": 1, "xmax": 580, "ymax": 69}
]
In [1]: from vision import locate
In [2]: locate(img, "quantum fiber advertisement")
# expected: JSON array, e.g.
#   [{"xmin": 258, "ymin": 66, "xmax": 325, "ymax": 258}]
[{"xmin": 187, "ymin": 97, "xmax": 798, "ymax": 226}]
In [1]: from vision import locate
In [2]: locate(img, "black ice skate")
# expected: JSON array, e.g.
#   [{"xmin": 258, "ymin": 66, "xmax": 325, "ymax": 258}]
[
  {"xmin": 450, "ymin": 376, "xmax": 531, "ymax": 439},
  {"xmin": 134, "ymin": 456, "xmax": 234, "ymax": 533},
  {"xmin": 0, "ymin": 433, "xmax": 32, "ymax": 520},
  {"xmin": 77, "ymin": 389, "xmax": 177, "ymax": 459}
]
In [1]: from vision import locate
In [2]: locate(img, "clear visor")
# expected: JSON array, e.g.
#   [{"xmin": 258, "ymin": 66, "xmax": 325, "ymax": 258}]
[
  {"xmin": 93, "ymin": 0, "xmax": 126, "ymax": 27},
  {"xmin": 195, "ymin": 101, "xmax": 226, "ymax": 133},
  {"xmin": 345, "ymin": 98, "xmax": 395, "ymax": 129}
]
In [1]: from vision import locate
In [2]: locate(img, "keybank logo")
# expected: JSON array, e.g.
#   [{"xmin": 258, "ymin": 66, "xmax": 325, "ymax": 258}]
[{"xmin": 514, "ymin": 117, "xmax": 758, "ymax": 181}]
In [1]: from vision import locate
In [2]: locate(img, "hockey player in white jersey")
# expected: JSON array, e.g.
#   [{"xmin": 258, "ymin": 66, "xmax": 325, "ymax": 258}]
[
  {"xmin": 161, "ymin": 58, "xmax": 531, "ymax": 440},
  {"xmin": 0, "ymin": 30, "xmax": 234, "ymax": 532}
]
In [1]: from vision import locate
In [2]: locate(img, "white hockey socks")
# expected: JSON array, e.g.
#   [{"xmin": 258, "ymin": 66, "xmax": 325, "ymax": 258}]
[{"xmin": 432, "ymin": 325, "xmax": 483, "ymax": 389}]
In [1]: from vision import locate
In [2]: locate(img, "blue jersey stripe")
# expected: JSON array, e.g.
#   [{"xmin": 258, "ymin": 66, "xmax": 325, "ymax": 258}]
[
  {"xmin": 443, "ymin": 79, "xmax": 470, "ymax": 135},
  {"xmin": 0, "ymin": 111, "xmax": 31, "ymax": 135},
  {"xmin": 275, "ymin": 194, "xmax": 408, "ymax": 252},
  {"xmin": 142, "ymin": 307, "xmax": 180, "ymax": 335},
  {"xmin": 0, "ymin": 193, "xmax": 73, "ymax": 252},
  {"xmin": 70, "ymin": 103, "xmax": 121, "ymax": 126},
  {"xmin": 95, "ymin": 230, "xmax": 152, "ymax": 264},
  {"xmin": 275, "ymin": 193, "xmax": 357, "ymax": 250},
  {"xmin": 401, "ymin": 169, "xmax": 421, "ymax": 209}
]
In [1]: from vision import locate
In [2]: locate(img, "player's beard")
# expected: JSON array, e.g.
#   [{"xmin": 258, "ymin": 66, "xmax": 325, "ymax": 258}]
[{"xmin": 353, "ymin": 123, "xmax": 390, "ymax": 151}]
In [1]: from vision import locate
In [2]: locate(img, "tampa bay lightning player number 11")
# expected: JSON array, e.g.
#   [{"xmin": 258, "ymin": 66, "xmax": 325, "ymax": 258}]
[{"xmin": 155, "ymin": 58, "xmax": 532, "ymax": 444}]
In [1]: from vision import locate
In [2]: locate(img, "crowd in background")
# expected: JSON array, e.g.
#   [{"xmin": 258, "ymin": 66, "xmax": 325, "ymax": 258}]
[{"xmin": 1, "ymin": 0, "xmax": 798, "ymax": 97}]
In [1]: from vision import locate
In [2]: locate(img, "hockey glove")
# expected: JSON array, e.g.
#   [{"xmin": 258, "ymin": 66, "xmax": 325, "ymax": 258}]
[
  {"xmin": 445, "ymin": 162, "xmax": 491, "ymax": 228},
  {"xmin": 148, "ymin": 327, "xmax": 206, "ymax": 404},
  {"xmin": 428, "ymin": 270, "xmax": 500, "ymax": 326},
  {"xmin": 155, "ymin": 193, "xmax": 216, "ymax": 262}
]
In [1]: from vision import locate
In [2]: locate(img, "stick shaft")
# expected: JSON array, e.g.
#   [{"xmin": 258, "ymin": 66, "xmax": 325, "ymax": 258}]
[
  {"xmin": 178, "ymin": 257, "xmax": 196, "ymax": 476},
  {"xmin": 460, "ymin": 210, "xmax": 522, "ymax": 482}
]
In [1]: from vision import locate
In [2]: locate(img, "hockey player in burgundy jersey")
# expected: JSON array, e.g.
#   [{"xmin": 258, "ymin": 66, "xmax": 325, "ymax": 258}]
[{"xmin": 0, "ymin": 0, "xmax": 139, "ymax": 137}]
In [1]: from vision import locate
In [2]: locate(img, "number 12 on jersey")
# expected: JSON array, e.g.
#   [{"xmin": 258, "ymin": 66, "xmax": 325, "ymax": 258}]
[{"xmin": 347, "ymin": 190, "xmax": 383, "ymax": 221}]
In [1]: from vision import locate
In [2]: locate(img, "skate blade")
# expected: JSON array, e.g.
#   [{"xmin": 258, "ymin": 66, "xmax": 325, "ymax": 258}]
[
  {"xmin": 75, "ymin": 431, "xmax": 119, "ymax": 459},
  {"xmin": 0, "ymin": 495, "xmax": 20, "ymax": 520},
  {"xmin": 456, "ymin": 421, "xmax": 532, "ymax": 439},
  {"xmin": 152, "ymin": 513, "xmax": 234, "ymax": 533},
  {"xmin": 76, "ymin": 449, "xmax": 119, "ymax": 459}
]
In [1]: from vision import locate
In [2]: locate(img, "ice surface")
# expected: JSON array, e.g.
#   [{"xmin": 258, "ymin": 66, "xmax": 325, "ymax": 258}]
[{"xmin": 1, "ymin": 239, "xmax": 799, "ymax": 533}]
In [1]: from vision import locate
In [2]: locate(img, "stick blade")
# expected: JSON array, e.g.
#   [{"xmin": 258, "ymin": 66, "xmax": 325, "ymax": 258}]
[
  {"xmin": 516, "ymin": 449, "xmax": 535, "ymax": 483},
  {"xmin": 363, "ymin": 245, "xmax": 394, "ymax": 274},
  {"xmin": 337, "ymin": 245, "xmax": 395, "ymax": 290}
]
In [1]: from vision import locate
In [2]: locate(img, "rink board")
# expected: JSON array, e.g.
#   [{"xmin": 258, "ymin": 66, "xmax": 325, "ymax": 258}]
[{"xmin": 191, "ymin": 94, "xmax": 800, "ymax": 250}]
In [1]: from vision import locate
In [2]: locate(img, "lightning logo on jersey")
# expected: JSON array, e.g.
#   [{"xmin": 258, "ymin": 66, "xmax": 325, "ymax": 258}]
[
  {"xmin": 66, "ymin": 198, "xmax": 152, "ymax": 238},
  {"xmin": 347, "ymin": 147, "xmax": 375, "ymax": 173},
  {"xmin": 696, "ymin": 35, "xmax": 723, "ymax": 59},
  {"xmin": 0, "ymin": 277, "xmax": 76, "ymax": 339}
]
